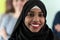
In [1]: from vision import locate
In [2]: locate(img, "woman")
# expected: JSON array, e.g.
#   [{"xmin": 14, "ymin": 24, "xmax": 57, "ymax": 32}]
[
  {"xmin": 9, "ymin": 0, "xmax": 58, "ymax": 40},
  {"xmin": 0, "ymin": 0, "xmax": 28, "ymax": 40}
]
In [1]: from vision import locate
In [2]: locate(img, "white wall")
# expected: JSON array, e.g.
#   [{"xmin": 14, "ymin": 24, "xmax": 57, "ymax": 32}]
[{"xmin": 41, "ymin": 0, "xmax": 60, "ymax": 29}]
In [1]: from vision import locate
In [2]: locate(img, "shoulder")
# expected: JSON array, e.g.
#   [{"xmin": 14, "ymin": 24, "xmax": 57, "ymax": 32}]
[
  {"xmin": 0, "ymin": 13, "xmax": 13, "ymax": 25},
  {"xmin": 2, "ymin": 13, "xmax": 13, "ymax": 19}
]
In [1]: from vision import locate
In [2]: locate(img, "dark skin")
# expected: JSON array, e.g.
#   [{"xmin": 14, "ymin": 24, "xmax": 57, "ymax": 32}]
[{"xmin": 24, "ymin": 8, "xmax": 45, "ymax": 32}]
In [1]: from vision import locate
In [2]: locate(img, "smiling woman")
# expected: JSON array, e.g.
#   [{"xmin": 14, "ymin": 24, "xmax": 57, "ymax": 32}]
[
  {"xmin": 9, "ymin": 0, "xmax": 59, "ymax": 40},
  {"xmin": 0, "ymin": 0, "xmax": 6, "ymax": 14}
]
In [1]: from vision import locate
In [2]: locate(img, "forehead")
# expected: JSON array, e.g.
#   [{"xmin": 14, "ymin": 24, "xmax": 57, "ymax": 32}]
[{"xmin": 30, "ymin": 8, "xmax": 42, "ymax": 12}]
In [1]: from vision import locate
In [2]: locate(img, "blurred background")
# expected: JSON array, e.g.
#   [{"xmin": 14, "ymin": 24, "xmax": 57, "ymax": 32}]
[
  {"xmin": 0, "ymin": 0, "xmax": 60, "ymax": 29},
  {"xmin": 41, "ymin": 0, "xmax": 60, "ymax": 29},
  {"xmin": 0, "ymin": 0, "xmax": 6, "ymax": 14}
]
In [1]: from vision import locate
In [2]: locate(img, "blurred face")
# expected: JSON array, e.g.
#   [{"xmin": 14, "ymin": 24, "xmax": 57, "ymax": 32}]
[
  {"xmin": 24, "ymin": 8, "xmax": 45, "ymax": 32},
  {"xmin": 12, "ymin": 0, "xmax": 28, "ymax": 10}
]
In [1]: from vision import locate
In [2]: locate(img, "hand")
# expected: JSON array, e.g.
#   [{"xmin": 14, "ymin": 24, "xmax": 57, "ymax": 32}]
[{"xmin": 0, "ymin": 28, "xmax": 7, "ymax": 40}]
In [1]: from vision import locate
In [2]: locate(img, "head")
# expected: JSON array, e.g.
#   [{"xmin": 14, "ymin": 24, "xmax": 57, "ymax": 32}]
[
  {"xmin": 24, "ymin": 6, "xmax": 45, "ymax": 32},
  {"xmin": 21, "ymin": 0, "xmax": 47, "ymax": 33},
  {"xmin": 5, "ymin": 0, "xmax": 28, "ymax": 13}
]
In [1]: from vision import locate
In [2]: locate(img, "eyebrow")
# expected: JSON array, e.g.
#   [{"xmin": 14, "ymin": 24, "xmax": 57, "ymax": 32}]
[
  {"xmin": 29, "ymin": 11, "xmax": 35, "ymax": 13},
  {"xmin": 39, "ymin": 12, "xmax": 43, "ymax": 14}
]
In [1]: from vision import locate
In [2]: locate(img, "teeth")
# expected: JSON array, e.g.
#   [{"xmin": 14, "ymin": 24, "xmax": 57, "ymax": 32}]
[{"xmin": 31, "ymin": 24, "xmax": 39, "ymax": 27}]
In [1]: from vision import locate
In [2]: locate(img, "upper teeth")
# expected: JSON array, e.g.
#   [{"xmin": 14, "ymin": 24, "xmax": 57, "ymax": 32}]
[{"xmin": 31, "ymin": 24, "xmax": 39, "ymax": 27}]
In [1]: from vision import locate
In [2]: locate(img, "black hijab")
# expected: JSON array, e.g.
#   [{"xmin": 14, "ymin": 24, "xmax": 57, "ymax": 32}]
[{"xmin": 9, "ymin": 0, "xmax": 54, "ymax": 40}]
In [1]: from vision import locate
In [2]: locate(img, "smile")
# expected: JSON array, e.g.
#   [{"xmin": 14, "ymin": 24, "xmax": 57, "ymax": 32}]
[
  {"xmin": 30, "ymin": 22, "xmax": 41, "ymax": 29},
  {"xmin": 31, "ymin": 24, "xmax": 39, "ymax": 27}
]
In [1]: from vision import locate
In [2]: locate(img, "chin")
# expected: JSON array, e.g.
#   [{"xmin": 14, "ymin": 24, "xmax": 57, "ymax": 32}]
[{"xmin": 30, "ymin": 29, "xmax": 40, "ymax": 32}]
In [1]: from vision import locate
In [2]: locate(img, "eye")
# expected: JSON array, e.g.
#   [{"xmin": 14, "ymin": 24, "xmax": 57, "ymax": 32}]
[
  {"xmin": 27, "ymin": 12, "xmax": 34, "ymax": 17},
  {"xmin": 29, "ymin": 13, "xmax": 34, "ymax": 17},
  {"xmin": 39, "ymin": 13, "xmax": 44, "ymax": 17}
]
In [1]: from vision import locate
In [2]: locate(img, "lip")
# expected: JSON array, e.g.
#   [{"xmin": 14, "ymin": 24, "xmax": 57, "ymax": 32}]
[
  {"xmin": 31, "ymin": 22, "xmax": 40, "ymax": 25},
  {"xmin": 30, "ymin": 22, "xmax": 41, "ymax": 29},
  {"xmin": 31, "ymin": 24, "xmax": 40, "ymax": 28}
]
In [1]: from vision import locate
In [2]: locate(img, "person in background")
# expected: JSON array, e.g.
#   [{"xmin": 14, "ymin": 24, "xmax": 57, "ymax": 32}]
[
  {"xmin": 0, "ymin": 0, "xmax": 28, "ymax": 40},
  {"xmin": 52, "ymin": 11, "xmax": 60, "ymax": 39},
  {"xmin": 9, "ymin": 0, "xmax": 58, "ymax": 40}
]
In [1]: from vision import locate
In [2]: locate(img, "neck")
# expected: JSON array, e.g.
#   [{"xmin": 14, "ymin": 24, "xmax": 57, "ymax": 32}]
[{"xmin": 15, "ymin": 7, "xmax": 22, "ymax": 14}]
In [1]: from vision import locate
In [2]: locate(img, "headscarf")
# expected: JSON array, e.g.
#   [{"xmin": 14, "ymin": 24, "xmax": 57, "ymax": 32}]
[{"xmin": 9, "ymin": 0, "xmax": 54, "ymax": 40}]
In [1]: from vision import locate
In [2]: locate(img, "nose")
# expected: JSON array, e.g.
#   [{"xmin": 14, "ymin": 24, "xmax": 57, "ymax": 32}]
[{"xmin": 33, "ymin": 15, "xmax": 40, "ymax": 22}]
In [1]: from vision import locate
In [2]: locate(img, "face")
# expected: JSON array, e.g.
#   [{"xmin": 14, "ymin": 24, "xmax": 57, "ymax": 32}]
[
  {"xmin": 24, "ymin": 8, "xmax": 45, "ymax": 32},
  {"xmin": 12, "ymin": 0, "xmax": 28, "ymax": 10}
]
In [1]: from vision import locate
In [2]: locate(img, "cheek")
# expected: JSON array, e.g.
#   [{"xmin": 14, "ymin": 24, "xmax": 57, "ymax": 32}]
[
  {"xmin": 24, "ymin": 17, "xmax": 32, "ymax": 26},
  {"xmin": 41, "ymin": 18, "xmax": 45, "ymax": 24}
]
